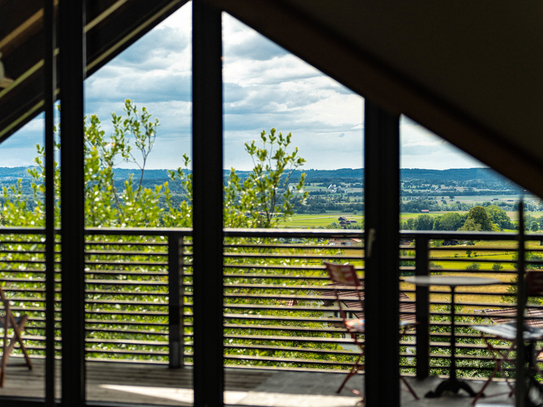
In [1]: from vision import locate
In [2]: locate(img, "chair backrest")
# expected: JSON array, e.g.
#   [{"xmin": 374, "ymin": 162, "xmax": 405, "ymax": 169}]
[
  {"xmin": 0, "ymin": 286, "xmax": 9, "ymax": 322},
  {"xmin": 325, "ymin": 262, "xmax": 363, "ymax": 322},
  {"xmin": 0, "ymin": 286, "xmax": 8, "ymax": 309},
  {"xmin": 325, "ymin": 262, "xmax": 361, "ymax": 287},
  {"xmin": 527, "ymin": 270, "xmax": 543, "ymax": 296}
]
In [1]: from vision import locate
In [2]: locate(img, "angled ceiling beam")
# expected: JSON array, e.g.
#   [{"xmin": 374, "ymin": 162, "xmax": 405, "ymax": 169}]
[{"xmin": 0, "ymin": 0, "xmax": 186, "ymax": 143}]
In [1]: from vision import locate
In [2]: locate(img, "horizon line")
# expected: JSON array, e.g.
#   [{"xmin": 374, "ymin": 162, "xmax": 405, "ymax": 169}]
[{"xmin": 0, "ymin": 165, "xmax": 490, "ymax": 171}]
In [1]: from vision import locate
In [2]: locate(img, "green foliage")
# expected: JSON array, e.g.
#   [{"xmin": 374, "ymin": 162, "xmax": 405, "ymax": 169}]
[
  {"xmin": 164, "ymin": 154, "xmax": 193, "ymax": 227},
  {"xmin": 492, "ymin": 263, "xmax": 504, "ymax": 271},
  {"xmin": 459, "ymin": 218, "xmax": 482, "ymax": 231},
  {"xmin": 429, "ymin": 305, "xmax": 501, "ymax": 378},
  {"xmin": 2, "ymin": 103, "xmax": 308, "ymax": 230},
  {"xmin": 400, "ymin": 249, "xmax": 415, "ymax": 275},
  {"xmin": 486, "ymin": 205, "xmax": 513, "ymax": 230},
  {"xmin": 458, "ymin": 206, "xmax": 494, "ymax": 231},
  {"xmin": 466, "ymin": 263, "xmax": 480, "ymax": 270},
  {"xmin": 433, "ymin": 212, "xmax": 464, "ymax": 231},
  {"xmin": 0, "ymin": 102, "xmax": 326, "ymax": 369},
  {"xmin": 431, "ymin": 239, "xmax": 444, "ymax": 248},
  {"xmin": 2, "ymin": 100, "xmax": 165, "ymax": 228},
  {"xmin": 1, "ymin": 179, "xmax": 44, "ymax": 227},
  {"xmin": 415, "ymin": 214, "xmax": 434, "ymax": 230},
  {"xmin": 225, "ymin": 129, "xmax": 308, "ymax": 228}
]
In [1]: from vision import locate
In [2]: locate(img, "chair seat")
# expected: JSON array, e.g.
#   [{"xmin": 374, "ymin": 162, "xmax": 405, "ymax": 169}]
[
  {"xmin": 471, "ymin": 322, "xmax": 543, "ymax": 341},
  {"xmin": 345, "ymin": 318, "xmax": 365, "ymax": 333}
]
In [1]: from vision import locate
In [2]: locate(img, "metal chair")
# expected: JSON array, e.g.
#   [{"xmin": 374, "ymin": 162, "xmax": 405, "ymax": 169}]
[
  {"xmin": 471, "ymin": 270, "xmax": 543, "ymax": 404},
  {"xmin": 0, "ymin": 286, "xmax": 32, "ymax": 387},
  {"xmin": 325, "ymin": 262, "xmax": 418, "ymax": 400}
]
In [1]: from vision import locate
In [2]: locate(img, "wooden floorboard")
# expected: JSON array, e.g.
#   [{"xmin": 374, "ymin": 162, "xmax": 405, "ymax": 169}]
[
  {"xmin": 0, "ymin": 357, "xmax": 520, "ymax": 407},
  {"xmin": 0, "ymin": 358, "xmax": 273, "ymax": 405}
]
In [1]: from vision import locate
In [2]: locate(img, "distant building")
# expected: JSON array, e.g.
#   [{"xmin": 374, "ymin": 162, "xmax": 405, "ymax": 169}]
[{"xmin": 328, "ymin": 238, "xmax": 362, "ymax": 246}]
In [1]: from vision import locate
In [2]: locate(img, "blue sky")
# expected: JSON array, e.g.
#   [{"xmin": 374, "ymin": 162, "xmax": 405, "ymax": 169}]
[{"xmin": 0, "ymin": 3, "xmax": 484, "ymax": 171}]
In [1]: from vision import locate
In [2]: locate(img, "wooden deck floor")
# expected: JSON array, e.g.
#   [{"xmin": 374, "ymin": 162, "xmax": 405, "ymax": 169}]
[
  {"xmin": 0, "ymin": 357, "xmax": 522, "ymax": 406},
  {"xmin": 0, "ymin": 358, "xmax": 273, "ymax": 406}
]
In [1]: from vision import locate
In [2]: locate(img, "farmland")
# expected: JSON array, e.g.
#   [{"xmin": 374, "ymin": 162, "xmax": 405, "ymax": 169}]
[
  {"xmin": 281, "ymin": 211, "xmax": 537, "ymax": 311},
  {"xmin": 282, "ymin": 211, "xmax": 543, "ymax": 229}
]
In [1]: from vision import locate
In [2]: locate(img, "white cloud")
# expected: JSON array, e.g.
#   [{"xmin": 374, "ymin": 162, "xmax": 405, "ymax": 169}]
[
  {"xmin": 399, "ymin": 116, "xmax": 484, "ymax": 169},
  {"xmin": 4, "ymin": 3, "xmax": 485, "ymax": 172}
]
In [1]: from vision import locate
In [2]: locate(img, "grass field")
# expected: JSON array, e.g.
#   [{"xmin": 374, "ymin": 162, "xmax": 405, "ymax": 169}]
[
  {"xmin": 284, "ymin": 216, "xmax": 536, "ymax": 310},
  {"xmin": 284, "ymin": 211, "xmax": 543, "ymax": 228},
  {"xmin": 281, "ymin": 209, "xmax": 543, "ymax": 313},
  {"xmin": 282, "ymin": 213, "xmax": 363, "ymax": 228}
]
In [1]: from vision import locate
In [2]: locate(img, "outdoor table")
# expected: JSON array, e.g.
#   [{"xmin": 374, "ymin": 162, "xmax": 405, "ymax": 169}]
[{"xmin": 402, "ymin": 276, "xmax": 502, "ymax": 398}]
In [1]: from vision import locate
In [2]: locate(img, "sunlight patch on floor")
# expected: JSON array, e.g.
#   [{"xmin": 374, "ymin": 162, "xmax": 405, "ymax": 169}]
[{"xmin": 100, "ymin": 384, "xmax": 361, "ymax": 406}]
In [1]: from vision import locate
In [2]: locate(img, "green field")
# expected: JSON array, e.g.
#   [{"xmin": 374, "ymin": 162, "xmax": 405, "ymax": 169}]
[
  {"xmin": 280, "ymin": 215, "xmax": 537, "ymax": 308},
  {"xmin": 282, "ymin": 213, "xmax": 363, "ymax": 228},
  {"xmin": 284, "ymin": 210, "xmax": 543, "ymax": 229}
]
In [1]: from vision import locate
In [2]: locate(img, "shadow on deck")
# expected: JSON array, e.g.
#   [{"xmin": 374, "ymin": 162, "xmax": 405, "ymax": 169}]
[{"xmin": 0, "ymin": 358, "xmax": 520, "ymax": 406}]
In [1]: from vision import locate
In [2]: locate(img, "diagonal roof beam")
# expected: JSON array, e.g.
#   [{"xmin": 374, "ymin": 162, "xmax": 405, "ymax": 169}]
[{"xmin": 0, "ymin": 0, "xmax": 187, "ymax": 143}]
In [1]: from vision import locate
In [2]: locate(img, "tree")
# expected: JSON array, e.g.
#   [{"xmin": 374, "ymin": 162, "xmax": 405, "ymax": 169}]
[
  {"xmin": 2, "ymin": 102, "xmax": 308, "ymax": 229},
  {"xmin": 223, "ymin": 129, "xmax": 307, "ymax": 228},
  {"xmin": 19, "ymin": 100, "xmax": 166, "ymax": 228},
  {"xmin": 486, "ymin": 205, "xmax": 512, "ymax": 230},
  {"xmin": 458, "ymin": 206, "xmax": 493, "ymax": 231},
  {"xmin": 492, "ymin": 263, "xmax": 503, "ymax": 271},
  {"xmin": 416, "ymin": 214, "xmax": 434, "ymax": 230},
  {"xmin": 433, "ymin": 212, "xmax": 463, "ymax": 231},
  {"xmin": 458, "ymin": 218, "xmax": 482, "ymax": 232},
  {"xmin": 1, "ymin": 102, "xmax": 320, "ymax": 368},
  {"xmin": 405, "ymin": 218, "xmax": 416, "ymax": 230}
]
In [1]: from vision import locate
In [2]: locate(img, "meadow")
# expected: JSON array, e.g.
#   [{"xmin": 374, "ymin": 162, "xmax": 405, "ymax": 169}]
[
  {"xmin": 284, "ymin": 210, "xmax": 543, "ymax": 227},
  {"xmin": 282, "ymin": 212, "xmax": 364, "ymax": 228},
  {"xmin": 283, "ymin": 210, "xmax": 534, "ymax": 310}
]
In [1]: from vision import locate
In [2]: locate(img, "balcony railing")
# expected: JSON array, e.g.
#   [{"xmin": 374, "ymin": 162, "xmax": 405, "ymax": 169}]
[{"xmin": 0, "ymin": 227, "xmax": 537, "ymax": 379}]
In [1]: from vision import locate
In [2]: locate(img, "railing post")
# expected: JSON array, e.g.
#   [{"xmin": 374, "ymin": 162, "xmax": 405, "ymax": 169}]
[
  {"xmin": 169, "ymin": 232, "xmax": 185, "ymax": 368},
  {"xmin": 415, "ymin": 235, "xmax": 430, "ymax": 379}
]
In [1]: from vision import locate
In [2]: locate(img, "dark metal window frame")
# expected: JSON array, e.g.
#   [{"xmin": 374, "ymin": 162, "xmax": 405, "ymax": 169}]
[{"xmin": 38, "ymin": 2, "xmax": 403, "ymax": 407}]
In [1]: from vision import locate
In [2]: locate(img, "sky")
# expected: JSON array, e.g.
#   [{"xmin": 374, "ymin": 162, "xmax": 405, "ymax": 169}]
[{"xmin": 0, "ymin": 3, "xmax": 485, "ymax": 171}]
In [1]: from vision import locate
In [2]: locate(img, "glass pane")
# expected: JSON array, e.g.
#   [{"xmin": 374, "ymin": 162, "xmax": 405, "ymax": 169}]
[{"xmin": 223, "ymin": 13, "xmax": 364, "ymax": 230}]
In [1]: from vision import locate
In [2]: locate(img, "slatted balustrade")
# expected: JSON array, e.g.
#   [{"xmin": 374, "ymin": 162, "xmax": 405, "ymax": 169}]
[
  {"xmin": 403, "ymin": 231, "xmax": 543, "ymax": 379},
  {"xmin": 221, "ymin": 230, "xmax": 365, "ymax": 372},
  {"xmin": 0, "ymin": 229, "xmax": 53, "ymax": 356},
  {"xmin": 0, "ymin": 227, "xmax": 541, "ymax": 381}
]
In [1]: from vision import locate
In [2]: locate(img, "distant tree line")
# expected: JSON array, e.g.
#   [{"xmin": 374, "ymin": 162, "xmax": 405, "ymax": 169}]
[
  {"xmin": 401, "ymin": 199, "xmax": 543, "ymax": 214},
  {"xmin": 401, "ymin": 204, "xmax": 543, "ymax": 232}
]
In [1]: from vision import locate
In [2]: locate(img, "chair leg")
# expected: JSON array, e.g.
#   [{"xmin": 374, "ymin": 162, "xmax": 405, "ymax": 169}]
[
  {"xmin": 401, "ymin": 376, "xmax": 418, "ymax": 400},
  {"xmin": 9, "ymin": 315, "xmax": 32, "ymax": 370},
  {"xmin": 337, "ymin": 352, "xmax": 364, "ymax": 394},
  {"xmin": 1, "ymin": 317, "xmax": 9, "ymax": 388},
  {"xmin": 472, "ymin": 361, "xmax": 501, "ymax": 404},
  {"xmin": 472, "ymin": 339, "xmax": 515, "ymax": 404}
]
